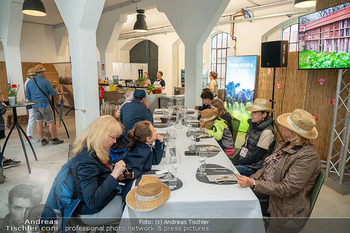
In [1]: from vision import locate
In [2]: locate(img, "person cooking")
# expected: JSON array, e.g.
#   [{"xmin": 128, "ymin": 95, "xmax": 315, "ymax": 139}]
[{"xmin": 154, "ymin": 71, "xmax": 166, "ymax": 90}]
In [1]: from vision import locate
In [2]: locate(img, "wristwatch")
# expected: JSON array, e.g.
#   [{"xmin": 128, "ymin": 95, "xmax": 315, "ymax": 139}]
[{"xmin": 251, "ymin": 179, "xmax": 256, "ymax": 190}]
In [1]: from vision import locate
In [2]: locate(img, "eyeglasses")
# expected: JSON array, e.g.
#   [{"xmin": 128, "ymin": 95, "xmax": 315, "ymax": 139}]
[{"xmin": 109, "ymin": 135, "xmax": 118, "ymax": 140}]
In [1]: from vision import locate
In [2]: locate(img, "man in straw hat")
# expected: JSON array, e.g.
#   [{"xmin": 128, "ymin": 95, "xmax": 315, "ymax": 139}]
[
  {"xmin": 236, "ymin": 109, "xmax": 321, "ymax": 232},
  {"xmin": 231, "ymin": 98, "xmax": 276, "ymax": 176},
  {"xmin": 24, "ymin": 68, "xmax": 39, "ymax": 143},
  {"xmin": 25, "ymin": 64, "xmax": 64, "ymax": 146},
  {"xmin": 126, "ymin": 176, "xmax": 170, "ymax": 212}
]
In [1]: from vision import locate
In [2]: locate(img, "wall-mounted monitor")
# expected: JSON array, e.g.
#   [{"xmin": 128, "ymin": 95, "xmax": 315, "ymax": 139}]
[{"xmin": 298, "ymin": 2, "xmax": 350, "ymax": 69}]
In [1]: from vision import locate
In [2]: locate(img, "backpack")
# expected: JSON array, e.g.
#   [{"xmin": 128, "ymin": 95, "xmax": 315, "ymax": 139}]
[{"xmin": 43, "ymin": 160, "xmax": 81, "ymax": 232}]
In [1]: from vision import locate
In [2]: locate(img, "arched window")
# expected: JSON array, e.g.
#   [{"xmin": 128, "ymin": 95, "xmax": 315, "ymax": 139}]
[
  {"xmin": 210, "ymin": 32, "xmax": 230, "ymax": 89},
  {"xmin": 282, "ymin": 24, "xmax": 298, "ymax": 52}
]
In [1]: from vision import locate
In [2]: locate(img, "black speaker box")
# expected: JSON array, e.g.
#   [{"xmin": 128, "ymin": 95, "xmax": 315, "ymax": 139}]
[{"xmin": 261, "ymin": 40, "xmax": 288, "ymax": 67}]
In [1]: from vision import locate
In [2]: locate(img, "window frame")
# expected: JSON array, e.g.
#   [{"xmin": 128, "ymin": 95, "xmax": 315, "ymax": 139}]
[{"xmin": 208, "ymin": 32, "xmax": 231, "ymax": 89}]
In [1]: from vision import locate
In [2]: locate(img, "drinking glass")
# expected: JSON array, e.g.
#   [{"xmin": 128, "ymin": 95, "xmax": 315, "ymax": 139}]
[
  {"xmin": 168, "ymin": 167, "xmax": 177, "ymax": 190},
  {"xmin": 188, "ymin": 128, "xmax": 197, "ymax": 152},
  {"xmin": 184, "ymin": 115, "xmax": 193, "ymax": 129},
  {"xmin": 167, "ymin": 128, "xmax": 177, "ymax": 141},
  {"xmin": 167, "ymin": 152, "xmax": 182, "ymax": 190},
  {"xmin": 196, "ymin": 147, "xmax": 208, "ymax": 176}
]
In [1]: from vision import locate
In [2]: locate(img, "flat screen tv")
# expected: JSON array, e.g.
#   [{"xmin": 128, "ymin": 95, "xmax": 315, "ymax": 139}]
[{"xmin": 298, "ymin": 2, "xmax": 350, "ymax": 69}]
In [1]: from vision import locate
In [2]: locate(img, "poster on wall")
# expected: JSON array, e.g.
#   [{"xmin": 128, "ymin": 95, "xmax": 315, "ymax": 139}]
[{"xmin": 225, "ymin": 56, "xmax": 257, "ymax": 132}]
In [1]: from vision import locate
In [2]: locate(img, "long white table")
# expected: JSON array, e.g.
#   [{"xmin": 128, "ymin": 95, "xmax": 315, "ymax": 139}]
[{"xmin": 120, "ymin": 111, "xmax": 264, "ymax": 233}]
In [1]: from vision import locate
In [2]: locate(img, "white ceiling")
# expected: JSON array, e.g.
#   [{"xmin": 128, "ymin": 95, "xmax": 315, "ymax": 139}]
[{"xmin": 22, "ymin": 0, "xmax": 298, "ymax": 29}]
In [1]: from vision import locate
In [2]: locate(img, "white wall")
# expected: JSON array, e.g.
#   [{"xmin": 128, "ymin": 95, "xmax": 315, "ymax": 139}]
[
  {"xmin": 0, "ymin": 22, "xmax": 71, "ymax": 63},
  {"xmin": 114, "ymin": 32, "xmax": 180, "ymax": 95}
]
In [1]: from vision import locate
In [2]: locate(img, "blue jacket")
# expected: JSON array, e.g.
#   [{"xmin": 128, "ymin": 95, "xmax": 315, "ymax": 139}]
[
  {"xmin": 120, "ymin": 99, "xmax": 153, "ymax": 136},
  {"xmin": 44, "ymin": 160, "xmax": 80, "ymax": 232},
  {"xmin": 25, "ymin": 75, "xmax": 57, "ymax": 108},
  {"xmin": 122, "ymin": 140, "xmax": 164, "ymax": 200},
  {"xmin": 44, "ymin": 147, "xmax": 122, "ymax": 230}
]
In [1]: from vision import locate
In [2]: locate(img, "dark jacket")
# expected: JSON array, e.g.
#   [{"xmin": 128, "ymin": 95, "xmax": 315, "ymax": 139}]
[
  {"xmin": 70, "ymin": 147, "xmax": 121, "ymax": 215},
  {"xmin": 122, "ymin": 140, "xmax": 165, "ymax": 200},
  {"xmin": 0, "ymin": 104, "xmax": 7, "ymax": 131},
  {"xmin": 220, "ymin": 112, "xmax": 233, "ymax": 134},
  {"xmin": 120, "ymin": 99, "xmax": 153, "ymax": 136},
  {"xmin": 251, "ymin": 143, "xmax": 321, "ymax": 231},
  {"xmin": 44, "ymin": 159, "xmax": 81, "ymax": 232},
  {"xmin": 233, "ymin": 117, "xmax": 275, "ymax": 170},
  {"xmin": 109, "ymin": 134, "xmax": 129, "ymax": 163}
]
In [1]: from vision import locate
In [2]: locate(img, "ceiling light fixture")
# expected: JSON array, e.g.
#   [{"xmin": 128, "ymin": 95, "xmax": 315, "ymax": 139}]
[
  {"xmin": 133, "ymin": 9, "xmax": 148, "ymax": 32},
  {"xmin": 22, "ymin": 0, "xmax": 47, "ymax": 17},
  {"xmin": 294, "ymin": 0, "xmax": 316, "ymax": 8}
]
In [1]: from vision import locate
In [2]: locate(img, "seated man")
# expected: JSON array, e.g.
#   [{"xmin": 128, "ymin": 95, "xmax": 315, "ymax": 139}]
[
  {"xmin": 120, "ymin": 90, "xmax": 134, "ymax": 110},
  {"xmin": 196, "ymin": 90, "xmax": 214, "ymax": 120},
  {"xmin": 120, "ymin": 89, "xmax": 153, "ymax": 136}
]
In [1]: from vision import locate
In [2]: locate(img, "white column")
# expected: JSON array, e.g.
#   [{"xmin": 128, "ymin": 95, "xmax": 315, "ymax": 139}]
[
  {"xmin": 97, "ymin": 12, "xmax": 127, "ymax": 80},
  {"xmin": 0, "ymin": 0, "xmax": 26, "ymax": 115},
  {"xmin": 157, "ymin": 0, "xmax": 230, "ymax": 107},
  {"xmin": 55, "ymin": 0, "xmax": 105, "ymax": 136}
]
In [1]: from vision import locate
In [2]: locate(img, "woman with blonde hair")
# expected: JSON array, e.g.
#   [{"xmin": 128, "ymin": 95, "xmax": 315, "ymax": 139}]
[
  {"xmin": 207, "ymin": 71, "xmax": 218, "ymax": 97},
  {"xmin": 236, "ymin": 109, "xmax": 321, "ymax": 232},
  {"xmin": 69, "ymin": 115, "xmax": 127, "ymax": 225},
  {"xmin": 101, "ymin": 101, "xmax": 128, "ymax": 162}
]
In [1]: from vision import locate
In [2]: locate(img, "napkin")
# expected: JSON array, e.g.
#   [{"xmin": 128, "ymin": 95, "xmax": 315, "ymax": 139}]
[{"xmin": 206, "ymin": 174, "xmax": 237, "ymax": 183}]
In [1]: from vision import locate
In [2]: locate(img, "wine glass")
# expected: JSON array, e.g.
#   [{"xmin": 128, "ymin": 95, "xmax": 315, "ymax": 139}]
[{"xmin": 196, "ymin": 147, "xmax": 208, "ymax": 176}]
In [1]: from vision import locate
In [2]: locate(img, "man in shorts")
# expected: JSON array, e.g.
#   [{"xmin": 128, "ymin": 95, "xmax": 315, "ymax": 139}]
[{"xmin": 25, "ymin": 64, "xmax": 64, "ymax": 146}]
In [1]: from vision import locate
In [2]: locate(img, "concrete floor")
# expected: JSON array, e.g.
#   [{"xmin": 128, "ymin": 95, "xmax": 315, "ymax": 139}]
[{"xmin": 1, "ymin": 115, "xmax": 350, "ymax": 220}]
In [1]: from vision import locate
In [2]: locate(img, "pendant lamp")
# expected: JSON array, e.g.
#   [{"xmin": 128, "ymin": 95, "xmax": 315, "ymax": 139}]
[
  {"xmin": 133, "ymin": 9, "xmax": 148, "ymax": 32},
  {"xmin": 294, "ymin": 0, "xmax": 316, "ymax": 8},
  {"xmin": 22, "ymin": 0, "xmax": 47, "ymax": 17}
]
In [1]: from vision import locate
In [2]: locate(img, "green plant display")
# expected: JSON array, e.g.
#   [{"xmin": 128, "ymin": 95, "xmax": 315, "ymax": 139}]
[
  {"xmin": 147, "ymin": 84, "xmax": 155, "ymax": 91},
  {"xmin": 137, "ymin": 77, "xmax": 145, "ymax": 82},
  {"xmin": 225, "ymin": 101, "xmax": 252, "ymax": 132},
  {"xmin": 299, "ymin": 50, "xmax": 350, "ymax": 69}
]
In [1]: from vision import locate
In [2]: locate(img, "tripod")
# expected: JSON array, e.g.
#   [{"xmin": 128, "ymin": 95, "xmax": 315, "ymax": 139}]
[{"xmin": 270, "ymin": 67, "xmax": 285, "ymax": 143}]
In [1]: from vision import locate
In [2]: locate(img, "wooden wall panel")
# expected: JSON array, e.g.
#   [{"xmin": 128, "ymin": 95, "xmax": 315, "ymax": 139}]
[
  {"xmin": 0, "ymin": 62, "xmax": 8, "ymax": 100},
  {"xmin": 256, "ymin": 51, "xmax": 349, "ymax": 161},
  {"xmin": 0, "ymin": 62, "xmax": 59, "ymax": 100},
  {"xmin": 316, "ymin": 0, "xmax": 349, "ymax": 11}
]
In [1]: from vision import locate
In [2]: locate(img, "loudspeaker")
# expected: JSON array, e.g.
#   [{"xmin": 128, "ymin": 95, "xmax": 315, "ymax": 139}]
[{"xmin": 261, "ymin": 40, "xmax": 288, "ymax": 67}]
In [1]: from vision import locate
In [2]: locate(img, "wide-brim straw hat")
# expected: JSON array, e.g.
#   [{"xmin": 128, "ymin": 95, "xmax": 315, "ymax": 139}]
[
  {"xmin": 126, "ymin": 176, "xmax": 170, "ymax": 211},
  {"xmin": 34, "ymin": 64, "xmax": 47, "ymax": 73},
  {"xmin": 27, "ymin": 68, "xmax": 36, "ymax": 76},
  {"xmin": 199, "ymin": 109, "xmax": 217, "ymax": 126},
  {"xmin": 246, "ymin": 98, "xmax": 275, "ymax": 112},
  {"xmin": 277, "ymin": 109, "xmax": 318, "ymax": 139}
]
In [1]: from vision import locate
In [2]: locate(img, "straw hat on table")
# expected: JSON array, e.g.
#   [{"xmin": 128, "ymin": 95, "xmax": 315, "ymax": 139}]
[
  {"xmin": 126, "ymin": 176, "xmax": 170, "ymax": 211},
  {"xmin": 277, "ymin": 109, "xmax": 318, "ymax": 140},
  {"xmin": 246, "ymin": 98, "xmax": 275, "ymax": 112}
]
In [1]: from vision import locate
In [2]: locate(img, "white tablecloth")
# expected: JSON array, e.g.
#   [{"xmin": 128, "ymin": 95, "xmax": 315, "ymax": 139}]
[{"xmin": 120, "ymin": 111, "xmax": 264, "ymax": 233}]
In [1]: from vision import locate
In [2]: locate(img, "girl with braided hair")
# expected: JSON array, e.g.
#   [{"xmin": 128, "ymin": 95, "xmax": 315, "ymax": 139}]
[{"xmin": 122, "ymin": 121, "xmax": 164, "ymax": 200}]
